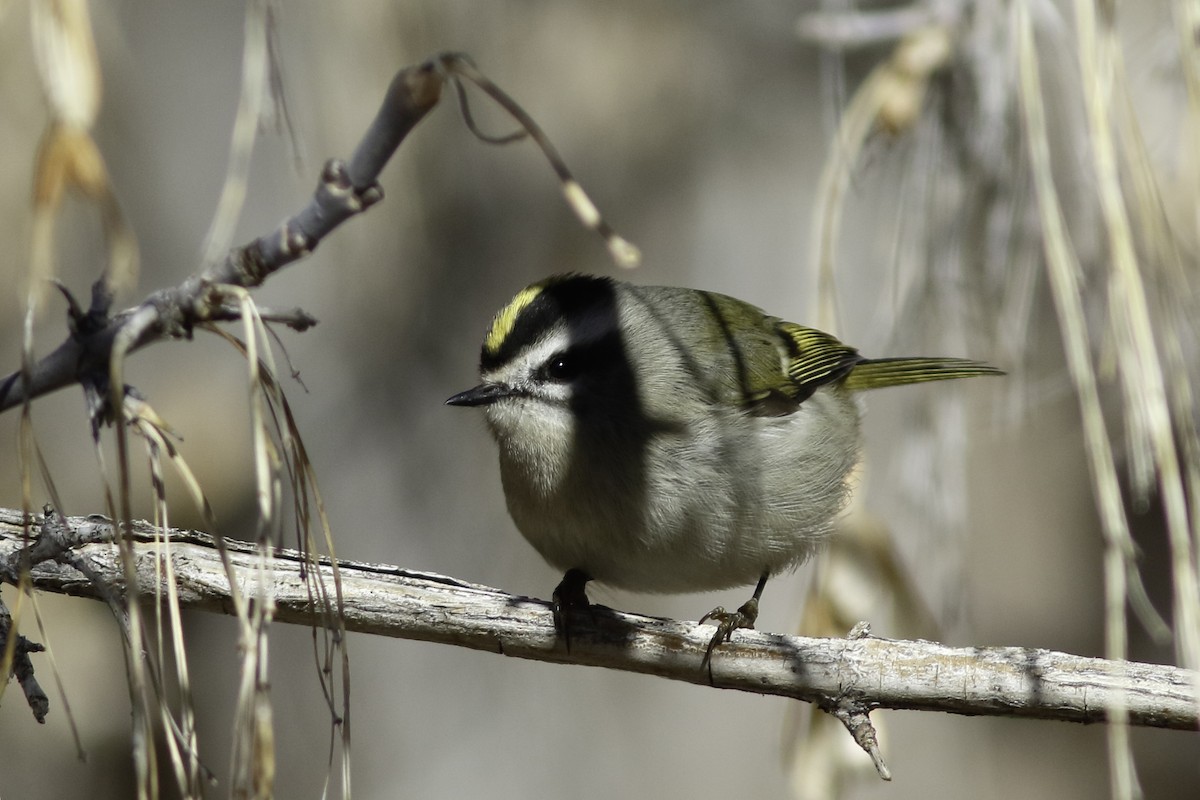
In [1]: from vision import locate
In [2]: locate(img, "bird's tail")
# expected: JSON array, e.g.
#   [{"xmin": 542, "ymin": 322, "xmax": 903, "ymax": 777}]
[{"xmin": 843, "ymin": 357, "xmax": 1004, "ymax": 391}]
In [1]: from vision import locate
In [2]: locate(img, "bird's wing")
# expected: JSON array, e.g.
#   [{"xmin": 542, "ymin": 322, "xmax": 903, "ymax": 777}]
[{"xmin": 774, "ymin": 322, "xmax": 864, "ymax": 403}]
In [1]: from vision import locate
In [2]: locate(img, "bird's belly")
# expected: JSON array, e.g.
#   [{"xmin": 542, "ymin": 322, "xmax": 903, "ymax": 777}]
[
  {"xmin": 500, "ymin": 389, "xmax": 862, "ymax": 594},
  {"xmin": 506, "ymin": 479, "xmax": 839, "ymax": 593}
]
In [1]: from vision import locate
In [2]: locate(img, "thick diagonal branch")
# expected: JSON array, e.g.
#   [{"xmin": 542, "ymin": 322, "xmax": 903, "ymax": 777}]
[{"xmin": 0, "ymin": 55, "xmax": 446, "ymax": 413}]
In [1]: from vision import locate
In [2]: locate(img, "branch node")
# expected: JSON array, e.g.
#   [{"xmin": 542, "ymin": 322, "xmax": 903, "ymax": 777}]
[
  {"xmin": 320, "ymin": 157, "xmax": 351, "ymax": 190},
  {"xmin": 150, "ymin": 290, "xmax": 192, "ymax": 340},
  {"xmin": 358, "ymin": 183, "xmax": 384, "ymax": 209},
  {"xmin": 318, "ymin": 158, "xmax": 382, "ymax": 215},
  {"xmin": 282, "ymin": 224, "xmax": 314, "ymax": 259}
]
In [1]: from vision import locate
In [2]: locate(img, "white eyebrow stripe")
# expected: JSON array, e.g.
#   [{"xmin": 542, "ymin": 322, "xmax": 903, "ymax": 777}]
[{"xmin": 482, "ymin": 326, "xmax": 572, "ymax": 385}]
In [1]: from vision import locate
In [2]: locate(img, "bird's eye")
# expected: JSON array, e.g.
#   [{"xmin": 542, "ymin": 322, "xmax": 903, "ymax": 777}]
[{"xmin": 543, "ymin": 352, "xmax": 580, "ymax": 382}]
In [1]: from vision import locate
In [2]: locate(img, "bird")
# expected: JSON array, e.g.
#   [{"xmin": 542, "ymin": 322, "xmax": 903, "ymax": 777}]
[{"xmin": 447, "ymin": 273, "xmax": 1002, "ymax": 664}]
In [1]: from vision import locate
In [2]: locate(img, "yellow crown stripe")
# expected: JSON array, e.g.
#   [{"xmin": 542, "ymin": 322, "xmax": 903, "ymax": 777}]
[{"xmin": 485, "ymin": 283, "xmax": 547, "ymax": 354}]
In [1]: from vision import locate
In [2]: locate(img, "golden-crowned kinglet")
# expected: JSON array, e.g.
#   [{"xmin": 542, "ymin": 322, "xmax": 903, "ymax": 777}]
[{"xmin": 447, "ymin": 274, "xmax": 1001, "ymax": 661}]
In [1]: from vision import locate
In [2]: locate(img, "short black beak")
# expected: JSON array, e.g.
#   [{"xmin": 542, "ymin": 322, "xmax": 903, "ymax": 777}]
[{"xmin": 445, "ymin": 382, "xmax": 514, "ymax": 407}]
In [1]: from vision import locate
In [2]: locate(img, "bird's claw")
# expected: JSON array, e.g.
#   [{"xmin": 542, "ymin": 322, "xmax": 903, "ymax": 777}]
[{"xmin": 700, "ymin": 596, "xmax": 759, "ymax": 668}]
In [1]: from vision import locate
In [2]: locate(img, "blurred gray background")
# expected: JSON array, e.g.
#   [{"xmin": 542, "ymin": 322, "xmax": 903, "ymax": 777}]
[{"xmin": 0, "ymin": 1, "xmax": 1193, "ymax": 798}]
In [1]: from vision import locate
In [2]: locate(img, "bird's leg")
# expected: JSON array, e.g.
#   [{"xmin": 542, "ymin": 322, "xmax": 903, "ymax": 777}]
[
  {"xmin": 700, "ymin": 571, "xmax": 768, "ymax": 668},
  {"xmin": 551, "ymin": 568, "xmax": 592, "ymax": 649}
]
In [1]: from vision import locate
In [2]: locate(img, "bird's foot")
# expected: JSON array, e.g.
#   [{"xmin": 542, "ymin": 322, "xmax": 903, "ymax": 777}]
[
  {"xmin": 551, "ymin": 568, "xmax": 593, "ymax": 650},
  {"xmin": 699, "ymin": 595, "xmax": 759, "ymax": 668}
]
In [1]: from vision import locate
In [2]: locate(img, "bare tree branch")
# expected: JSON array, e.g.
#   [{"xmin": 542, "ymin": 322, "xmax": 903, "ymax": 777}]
[
  {"xmin": 2, "ymin": 508, "xmax": 1196, "ymax": 733},
  {"xmin": 0, "ymin": 54, "xmax": 446, "ymax": 414}
]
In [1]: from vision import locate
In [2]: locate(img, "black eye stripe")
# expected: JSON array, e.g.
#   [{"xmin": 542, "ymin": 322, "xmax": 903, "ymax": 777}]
[{"xmin": 535, "ymin": 333, "xmax": 625, "ymax": 383}]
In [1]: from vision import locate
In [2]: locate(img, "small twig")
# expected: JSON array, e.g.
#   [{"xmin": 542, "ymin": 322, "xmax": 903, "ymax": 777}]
[
  {"xmin": 0, "ymin": 597, "xmax": 50, "ymax": 723},
  {"xmin": 822, "ymin": 696, "xmax": 890, "ymax": 780},
  {"xmin": 440, "ymin": 54, "xmax": 641, "ymax": 268},
  {"xmin": 208, "ymin": 303, "xmax": 318, "ymax": 332}
]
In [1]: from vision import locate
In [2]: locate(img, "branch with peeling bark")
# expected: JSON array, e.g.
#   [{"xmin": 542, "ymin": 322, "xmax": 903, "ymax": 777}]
[{"xmin": 3, "ymin": 510, "xmax": 1196, "ymax": 748}]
